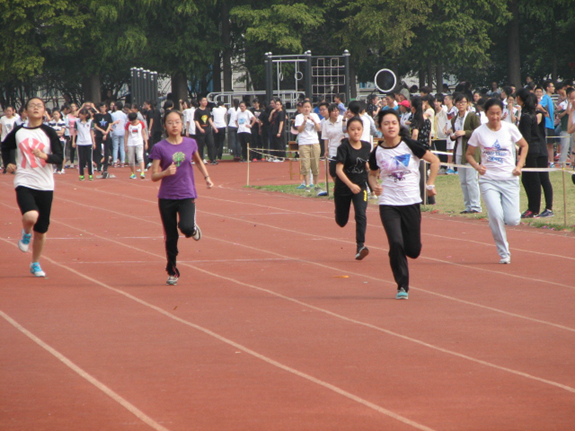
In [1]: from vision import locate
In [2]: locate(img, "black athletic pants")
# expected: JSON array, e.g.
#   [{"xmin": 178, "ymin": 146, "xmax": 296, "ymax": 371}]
[
  {"xmin": 158, "ymin": 198, "xmax": 196, "ymax": 276},
  {"xmin": 334, "ymin": 185, "xmax": 368, "ymax": 247},
  {"xmin": 379, "ymin": 204, "xmax": 422, "ymax": 292},
  {"xmin": 195, "ymin": 128, "xmax": 216, "ymax": 162},
  {"xmin": 521, "ymin": 155, "xmax": 553, "ymax": 213},
  {"xmin": 77, "ymin": 145, "xmax": 93, "ymax": 176},
  {"xmin": 214, "ymin": 128, "xmax": 226, "ymax": 160}
]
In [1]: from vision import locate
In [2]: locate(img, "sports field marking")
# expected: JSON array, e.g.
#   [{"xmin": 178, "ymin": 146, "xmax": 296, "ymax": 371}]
[
  {"xmin": 0, "ymin": 311, "xmax": 171, "ymax": 431},
  {"xmin": 1, "ymin": 257, "xmax": 436, "ymax": 431},
  {"xmin": 2, "ymin": 195, "xmax": 575, "ymax": 334},
  {"xmin": 4, "ymin": 219, "xmax": 575, "ymax": 396}
]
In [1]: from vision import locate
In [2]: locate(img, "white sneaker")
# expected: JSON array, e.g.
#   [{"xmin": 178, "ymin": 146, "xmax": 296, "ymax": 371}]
[
  {"xmin": 30, "ymin": 262, "xmax": 46, "ymax": 277},
  {"xmin": 499, "ymin": 256, "xmax": 511, "ymax": 264},
  {"xmin": 18, "ymin": 229, "xmax": 32, "ymax": 252},
  {"xmin": 192, "ymin": 225, "xmax": 202, "ymax": 241},
  {"xmin": 166, "ymin": 275, "xmax": 178, "ymax": 285}
]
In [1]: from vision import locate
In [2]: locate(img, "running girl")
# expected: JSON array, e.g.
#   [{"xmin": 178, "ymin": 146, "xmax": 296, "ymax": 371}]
[
  {"xmin": 334, "ymin": 116, "xmax": 371, "ymax": 260},
  {"xmin": 1, "ymin": 98, "xmax": 63, "ymax": 277},
  {"xmin": 465, "ymin": 98, "xmax": 528, "ymax": 264},
  {"xmin": 150, "ymin": 110, "xmax": 213, "ymax": 286},
  {"xmin": 368, "ymin": 110, "xmax": 440, "ymax": 299}
]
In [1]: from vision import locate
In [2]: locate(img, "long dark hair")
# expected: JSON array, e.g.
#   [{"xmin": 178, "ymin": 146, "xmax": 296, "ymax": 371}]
[
  {"xmin": 516, "ymin": 88, "xmax": 536, "ymax": 115},
  {"xmin": 409, "ymin": 96, "xmax": 424, "ymax": 130}
]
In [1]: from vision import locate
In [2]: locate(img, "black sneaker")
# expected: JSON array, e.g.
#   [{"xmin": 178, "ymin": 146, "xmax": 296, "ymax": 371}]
[
  {"xmin": 355, "ymin": 246, "xmax": 369, "ymax": 260},
  {"xmin": 537, "ymin": 209, "xmax": 554, "ymax": 218}
]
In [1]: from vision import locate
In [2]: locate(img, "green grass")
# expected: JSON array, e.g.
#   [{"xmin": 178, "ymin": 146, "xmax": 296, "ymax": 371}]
[{"xmin": 250, "ymin": 170, "xmax": 575, "ymax": 232}]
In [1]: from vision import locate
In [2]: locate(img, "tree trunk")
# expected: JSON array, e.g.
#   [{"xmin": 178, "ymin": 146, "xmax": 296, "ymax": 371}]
[
  {"xmin": 221, "ymin": 0, "xmax": 232, "ymax": 92},
  {"xmin": 418, "ymin": 68, "xmax": 425, "ymax": 89},
  {"xmin": 213, "ymin": 53, "xmax": 222, "ymax": 93},
  {"xmin": 171, "ymin": 71, "xmax": 188, "ymax": 101},
  {"xmin": 507, "ymin": 0, "xmax": 521, "ymax": 87},
  {"xmin": 435, "ymin": 64, "xmax": 443, "ymax": 93},
  {"xmin": 82, "ymin": 74, "xmax": 101, "ymax": 104},
  {"xmin": 427, "ymin": 61, "xmax": 433, "ymax": 89}
]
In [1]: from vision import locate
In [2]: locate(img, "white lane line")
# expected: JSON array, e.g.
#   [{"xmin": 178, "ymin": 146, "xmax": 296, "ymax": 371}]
[
  {"xmin": 10, "ymin": 259, "xmax": 437, "ymax": 431},
  {"xmin": 7, "ymin": 222, "xmax": 575, "ymax": 397},
  {"xmin": 0, "ymin": 311, "xmax": 171, "ymax": 431}
]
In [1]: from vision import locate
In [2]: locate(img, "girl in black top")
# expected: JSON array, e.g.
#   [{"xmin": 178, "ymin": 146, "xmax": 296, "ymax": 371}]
[
  {"xmin": 516, "ymin": 89, "xmax": 553, "ymax": 218},
  {"xmin": 334, "ymin": 116, "xmax": 372, "ymax": 260},
  {"xmin": 410, "ymin": 96, "xmax": 434, "ymax": 204}
]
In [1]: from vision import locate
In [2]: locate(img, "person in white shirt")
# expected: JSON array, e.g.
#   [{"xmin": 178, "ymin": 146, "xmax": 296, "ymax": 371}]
[
  {"xmin": 235, "ymin": 102, "xmax": 256, "ymax": 162},
  {"xmin": 183, "ymin": 101, "xmax": 196, "ymax": 138},
  {"xmin": 211, "ymin": 101, "xmax": 227, "ymax": 160},
  {"xmin": 1, "ymin": 106, "xmax": 19, "ymax": 173},
  {"xmin": 466, "ymin": 98, "xmax": 528, "ymax": 264},
  {"xmin": 321, "ymin": 103, "xmax": 345, "ymax": 179},
  {"xmin": 124, "ymin": 112, "xmax": 148, "ymax": 179},
  {"xmin": 110, "ymin": 101, "xmax": 128, "ymax": 167},
  {"xmin": 294, "ymin": 100, "xmax": 321, "ymax": 190},
  {"xmin": 1, "ymin": 97, "xmax": 63, "ymax": 277},
  {"xmin": 227, "ymin": 100, "xmax": 240, "ymax": 160}
]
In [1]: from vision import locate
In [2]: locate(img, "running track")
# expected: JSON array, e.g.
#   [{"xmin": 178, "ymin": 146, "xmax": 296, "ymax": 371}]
[{"xmin": 1, "ymin": 162, "xmax": 574, "ymax": 431}]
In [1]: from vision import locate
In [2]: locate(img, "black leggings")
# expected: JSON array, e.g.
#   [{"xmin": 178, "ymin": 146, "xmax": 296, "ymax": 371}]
[
  {"xmin": 521, "ymin": 155, "xmax": 553, "ymax": 213},
  {"xmin": 379, "ymin": 204, "xmax": 422, "ymax": 291},
  {"xmin": 334, "ymin": 186, "xmax": 368, "ymax": 247},
  {"xmin": 77, "ymin": 145, "xmax": 93, "ymax": 176},
  {"xmin": 158, "ymin": 198, "xmax": 197, "ymax": 276}
]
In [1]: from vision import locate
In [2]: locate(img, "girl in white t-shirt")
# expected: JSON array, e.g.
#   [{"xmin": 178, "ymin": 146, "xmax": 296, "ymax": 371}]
[
  {"xmin": 124, "ymin": 112, "xmax": 148, "ymax": 179},
  {"xmin": 466, "ymin": 98, "xmax": 528, "ymax": 264},
  {"xmin": 72, "ymin": 108, "xmax": 95, "ymax": 180},
  {"xmin": 1, "ymin": 106, "xmax": 18, "ymax": 173},
  {"xmin": 294, "ymin": 100, "xmax": 321, "ymax": 189},
  {"xmin": 228, "ymin": 100, "xmax": 240, "ymax": 160},
  {"xmin": 368, "ymin": 109, "xmax": 440, "ymax": 300},
  {"xmin": 235, "ymin": 102, "xmax": 255, "ymax": 161}
]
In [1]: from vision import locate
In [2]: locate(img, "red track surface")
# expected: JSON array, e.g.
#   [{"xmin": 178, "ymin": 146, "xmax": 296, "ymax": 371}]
[{"xmin": 1, "ymin": 162, "xmax": 574, "ymax": 431}]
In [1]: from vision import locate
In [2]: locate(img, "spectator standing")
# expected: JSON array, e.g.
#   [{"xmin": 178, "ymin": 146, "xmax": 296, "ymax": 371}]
[
  {"xmin": 92, "ymin": 102, "xmax": 113, "ymax": 176},
  {"xmin": 1, "ymin": 106, "xmax": 19, "ymax": 173},
  {"xmin": 110, "ymin": 101, "xmax": 127, "ymax": 167},
  {"xmin": 294, "ymin": 100, "xmax": 321, "ymax": 190},
  {"xmin": 212, "ymin": 101, "xmax": 227, "ymax": 160},
  {"xmin": 269, "ymin": 99, "xmax": 286, "ymax": 161},
  {"xmin": 183, "ymin": 100, "xmax": 196, "ymax": 140},
  {"xmin": 236, "ymin": 101, "xmax": 256, "ymax": 162},
  {"xmin": 144, "ymin": 101, "xmax": 163, "ymax": 168},
  {"xmin": 48, "ymin": 110, "xmax": 67, "ymax": 173},
  {"xmin": 539, "ymin": 82, "xmax": 555, "ymax": 166},
  {"xmin": 124, "ymin": 112, "xmax": 148, "ymax": 180},
  {"xmin": 72, "ymin": 108, "xmax": 95, "ymax": 181},
  {"xmin": 250, "ymin": 99, "xmax": 263, "ymax": 161},
  {"xmin": 516, "ymin": 89, "xmax": 553, "ymax": 218},
  {"xmin": 334, "ymin": 94, "xmax": 346, "ymax": 116},
  {"xmin": 194, "ymin": 97, "xmax": 217, "ymax": 165},
  {"xmin": 322, "ymin": 103, "xmax": 345, "ymax": 179},
  {"xmin": 227, "ymin": 99, "xmax": 240, "ymax": 160},
  {"xmin": 448, "ymin": 94, "xmax": 481, "ymax": 213},
  {"xmin": 410, "ymin": 96, "xmax": 435, "ymax": 205},
  {"xmin": 65, "ymin": 103, "xmax": 78, "ymax": 168}
]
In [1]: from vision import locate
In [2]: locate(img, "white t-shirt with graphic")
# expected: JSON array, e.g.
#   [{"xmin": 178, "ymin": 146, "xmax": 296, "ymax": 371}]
[
  {"xmin": 467, "ymin": 122, "xmax": 523, "ymax": 181},
  {"xmin": 125, "ymin": 121, "xmax": 146, "ymax": 146},
  {"xmin": 75, "ymin": 119, "xmax": 93, "ymax": 146},
  {"xmin": 294, "ymin": 113, "xmax": 320, "ymax": 145},
  {"xmin": 236, "ymin": 110, "xmax": 254, "ymax": 134},
  {"xmin": 368, "ymin": 140, "xmax": 427, "ymax": 206}
]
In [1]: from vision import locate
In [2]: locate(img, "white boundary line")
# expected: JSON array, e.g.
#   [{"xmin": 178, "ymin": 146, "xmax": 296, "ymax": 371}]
[{"xmin": 0, "ymin": 310, "xmax": 171, "ymax": 431}]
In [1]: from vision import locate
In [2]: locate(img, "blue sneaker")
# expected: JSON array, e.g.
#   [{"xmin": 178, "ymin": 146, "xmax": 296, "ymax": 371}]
[
  {"xmin": 446, "ymin": 168, "xmax": 456, "ymax": 175},
  {"xmin": 296, "ymin": 184, "xmax": 306, "ymax": 190},
  {"xmin": 395, "ymin": 287, "xmax": 409, "ymax": 300},
  {"xmin": 30, "ymin": 262, "xmax": 46, "ymax": 277},
  {"xmin": 18, "ymin": 229, "xmax": 32, "ymax": 252}
]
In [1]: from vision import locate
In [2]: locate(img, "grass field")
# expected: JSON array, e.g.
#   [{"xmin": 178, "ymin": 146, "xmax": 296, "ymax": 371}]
[{"xmin": 250, "ymin": 168, "xmax": 575, "ymax": 232}]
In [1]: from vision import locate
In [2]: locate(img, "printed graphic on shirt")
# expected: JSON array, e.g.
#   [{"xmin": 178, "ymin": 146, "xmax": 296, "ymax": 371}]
[
  {"xmin": 305, "ymin": 120, "xmax": 316, "ymax": 132},
  {"xmin": 380, "ymin": 153, "xmax": 412, "ymax": 182},
  {"xmin": 172, "ymin": 151, "xmax": 185, "ymax": 167},
  {"xmin": 19, "ymin": 137, "xmax": 47, "ymax": 169},
  {"xmin": 349, "ymin": 157, "xmax": 368, "ymax": 174},
  {"xmin": 238, "ymin": 117, "xmax": 246, "ymax": 125},
  {"xmin": 483, "ymin": 139, "xmax": 509, "ymax": 164}
]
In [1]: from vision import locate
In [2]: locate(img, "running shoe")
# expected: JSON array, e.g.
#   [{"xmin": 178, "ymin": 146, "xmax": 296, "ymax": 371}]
[
  {"xmin": 130, "ymin": 174, "xmax": 136, "ymax": 179},
  {"xmin": 140, "ymin": 173, "xmax": 145, "ymax": 179},
  {"xmin": 446, "ymin": 168, "xmax": 456, "ymax": 175},
  {"xmin": 499, "ymin": 256, "xmax": 511, "ymax": 264},
  {"xmin": 191, "ymin": 225, "xmax": 202, "ymax": 241},
  {"xmin": 395, "ymin": 287, "xmax": 409, "ymax": 300},
  {"xmin": 166, "ymin": 275, "xmax": 178, "ymax": 285},
  {"xmin": 18, "ymin": 229, "xmax": 32, "ymax": 252},
  {"xmin": 521, "ymin": 210, "xmax": 537, "ymax": 218},
  {"xmin": 30, "ymin": 262, "xmax": 46, "ymax": 277},
  {"xmin": 355, "ymin": 246, "xmax": 369, "ymax": 261},
  {"xmin": 89, "ymin": 175, "xmax": 93, "ymax": 181},
  {"xmin": 536, "ymin": 209, "xmax": 554, "ymax": 218},
  {"xmin": 296, "ymin": 184, "xmax": 306, "ymax": 190},
  {"xmin": 79, "ymin": 175, "xmax": 85, "ymax": 181}
]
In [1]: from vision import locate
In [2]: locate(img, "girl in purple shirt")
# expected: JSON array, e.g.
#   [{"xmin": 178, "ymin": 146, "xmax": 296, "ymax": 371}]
[{"xmin": 150, "ymin": 110, "xmax": 213, "ymax": 285}]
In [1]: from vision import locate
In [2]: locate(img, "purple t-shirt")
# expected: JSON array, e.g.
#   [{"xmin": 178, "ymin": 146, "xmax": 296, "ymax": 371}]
[{"xmin": 149, "ymin": 137, "xmax": 198, "ymax": 199}]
